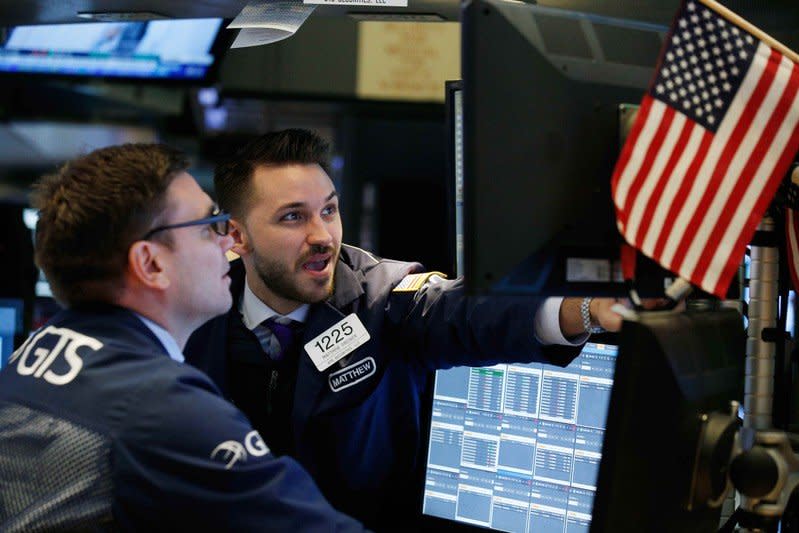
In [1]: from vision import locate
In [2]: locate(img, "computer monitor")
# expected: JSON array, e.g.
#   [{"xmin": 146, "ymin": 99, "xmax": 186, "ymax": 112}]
[
  {"xmin": 22, "ymin": 207, "xmax": 51, "ymax": 299},
  {"xmin": 461, "ymin": 0, "xmax": 670, "ymax": 297},
  {"xmin": 591, "ymin": 308, "xmax": 744, "ymax": 532},
  {"xmin": 420, "ymin": 308, "xmax": 743, "ymax": 533},
  {"xmin": 428, "ymin": 73, "xmax": 624, "ymax": 530},
  {"xmin": 20, "ymin": 208, "xmax": 63, "ymax": 330},
  {"xmin": 0, "ymin": 298, "xmax": 23, "ymax": 368},
  {"xmin": 421, "ymin": 341, "xmax": 619, "ymax": 532},
  {"xmin": 0, "ymin": 19, "xmax": 228, "ymax": 82}
]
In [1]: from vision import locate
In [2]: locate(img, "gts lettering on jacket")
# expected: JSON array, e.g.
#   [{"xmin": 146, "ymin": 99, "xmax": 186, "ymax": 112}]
[{"xmin": 9, "ymin": 326, "xmax": 103, "ymax": 386}]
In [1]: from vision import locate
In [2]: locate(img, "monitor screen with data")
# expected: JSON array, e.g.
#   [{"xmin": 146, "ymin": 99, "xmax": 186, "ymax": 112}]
[
  {"xmin": 422, "ymin": 342, "xmax": 617, "ymax": 532},
  {"xmin": 0, "ymin": 18, "xmax": 226, "ymax": 81},
  {"xmin": 0, "ymin": 298, "xmax": 22, "ymax": 368}
]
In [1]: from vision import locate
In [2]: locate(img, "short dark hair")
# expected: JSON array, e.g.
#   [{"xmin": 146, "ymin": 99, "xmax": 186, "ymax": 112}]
[
  {"xmin": 32, "ymin": 143, "xmax": 189, "ymax": 307},
  {"xmin": 214, "ymin": 129, "xmax": 331, "ymax": 218}
]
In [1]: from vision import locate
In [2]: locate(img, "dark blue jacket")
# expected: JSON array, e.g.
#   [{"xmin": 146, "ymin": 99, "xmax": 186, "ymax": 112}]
[
  {"xmin": 185, "ymin": 245, "xmax": 581, "ymax": 529},
  {"xmin": 0, "ymin": 305, "xmax": 366, "ymax": 532}
]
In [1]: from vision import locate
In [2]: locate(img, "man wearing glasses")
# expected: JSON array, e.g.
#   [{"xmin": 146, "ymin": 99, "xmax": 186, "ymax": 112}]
[{"xmin": 0, "ymin": 143, "xmax": 366, "ymax": 531}]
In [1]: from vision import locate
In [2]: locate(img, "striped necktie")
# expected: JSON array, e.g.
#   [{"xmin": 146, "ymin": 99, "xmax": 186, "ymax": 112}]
[{"xmin": 253, "ymin": 316, "xmax": 300, "ymax": 361}]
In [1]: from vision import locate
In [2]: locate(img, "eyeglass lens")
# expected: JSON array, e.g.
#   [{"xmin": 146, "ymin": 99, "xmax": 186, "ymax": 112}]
[{"xmin": 211, "ymin": 218, "xmax": 229, "ymax": 236}]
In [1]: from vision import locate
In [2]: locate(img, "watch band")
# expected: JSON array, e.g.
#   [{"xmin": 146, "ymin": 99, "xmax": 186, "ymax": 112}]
[{"xmin": 581, "ymin": 297, "xmax": 605, "ymax": 334}]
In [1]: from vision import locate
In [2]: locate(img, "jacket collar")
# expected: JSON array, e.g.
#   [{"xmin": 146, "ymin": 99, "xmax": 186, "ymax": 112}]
[
  {"xmin": 65, "ymin": 303, "xmax": 171, "ymax": 358},
  {"xmin": 329, "ymin": 251, "xmax": 364, "ymax": 309}
]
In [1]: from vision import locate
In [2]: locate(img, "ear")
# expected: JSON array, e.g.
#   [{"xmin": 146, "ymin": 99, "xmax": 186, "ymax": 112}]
[
  {"xmin": 229, "ymin": 219, "xmax": 251, "ymax": 257},
  {"xmin": 128, "ymin": 240, "xmax": 170, "ymax": 291}
]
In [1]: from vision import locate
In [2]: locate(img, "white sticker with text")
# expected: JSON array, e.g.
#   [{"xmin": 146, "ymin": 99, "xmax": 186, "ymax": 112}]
[
  {"xmin": 304, "ymin": 313, "xmax": 370, "ymax": 372},
  {"xmin": 304, "ymin": 0, "xmax": 407, "ymax": 6}
]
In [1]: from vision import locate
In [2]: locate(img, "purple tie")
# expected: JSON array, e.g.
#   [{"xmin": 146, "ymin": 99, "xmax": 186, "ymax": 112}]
[{"xmin": 254, "ymin": 317, "xmax": 299, "ymax": 361}]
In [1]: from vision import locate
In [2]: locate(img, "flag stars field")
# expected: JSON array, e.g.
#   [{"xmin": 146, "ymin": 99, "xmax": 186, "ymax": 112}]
[{"xmin": 612, "ymin": 0, "xmax": 799, "ymax": 297}]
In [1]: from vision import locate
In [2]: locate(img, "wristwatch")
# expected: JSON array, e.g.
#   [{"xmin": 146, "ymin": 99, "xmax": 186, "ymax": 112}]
[{"xmin": 581, "ymin": 297, "xmax": 606, "ymax": 334}]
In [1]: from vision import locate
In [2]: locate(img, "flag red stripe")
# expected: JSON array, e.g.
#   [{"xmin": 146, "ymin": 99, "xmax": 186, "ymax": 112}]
[
  {"xmin": 612, "ymin": 96, "xmax": 656, "ymax": 227},
  {"xmin": 617, "ymin": 106, "xmax": 676, "ymax": 230},
  {"xmin": 788, "ymin": 210, "xmax": 799, "ymax": 293},
  {"xmin": 694, "ymin": 51, "xmax": 797, "ymax": 283},
  {"xmin": 651, "ymin": 130, "xmax": 713, "ymax": 262},
  {"xmin": 632, "ymin": 118, "xmax": 696, "ymax": 247},
  {"xmin": 670, "ymin": 48, "xmax": 779, "ymax": 274},
  {"xmin": 715, "ymin": 108, "xmax": 799, "ymax": 296},
  {"xmin": 620, "ymin": 243, "xmax": 637, "ymax": 281}
]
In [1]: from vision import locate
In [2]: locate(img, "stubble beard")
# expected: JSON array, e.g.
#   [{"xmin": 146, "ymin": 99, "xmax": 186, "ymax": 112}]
[{"xmin": 252, "ymin": 246, "xmax": 337, "ymax": 305}]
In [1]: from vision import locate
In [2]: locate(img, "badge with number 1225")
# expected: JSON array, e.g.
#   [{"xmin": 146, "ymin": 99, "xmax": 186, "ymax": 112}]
[{"xmin": 304, "ymin": 313, "xmax": 371, "ymax": 372}]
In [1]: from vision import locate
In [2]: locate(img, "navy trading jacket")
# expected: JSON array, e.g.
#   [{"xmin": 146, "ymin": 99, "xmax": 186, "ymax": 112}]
[
  {"xmin": 0, "ymin": 305, "xmax": 366, "ymax": 532},
  {"xmin": 185, "ymin": 245, "xmax": 582, "ymax": 529}
]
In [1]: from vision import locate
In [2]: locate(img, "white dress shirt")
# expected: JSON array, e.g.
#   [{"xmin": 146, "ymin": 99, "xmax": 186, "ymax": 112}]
[
  {"xmin": 240, "ymin": 281, "xmax": 309, "ymax": 330},
  {"xmin": 136, "ymin": 314, "xmax": 185, "ymax": 363}
]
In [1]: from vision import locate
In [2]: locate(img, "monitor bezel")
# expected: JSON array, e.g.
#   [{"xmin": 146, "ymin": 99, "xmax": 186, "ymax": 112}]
[{"xmin": 444, "ymin": 79, "xmax": 463, "ymax": 279}]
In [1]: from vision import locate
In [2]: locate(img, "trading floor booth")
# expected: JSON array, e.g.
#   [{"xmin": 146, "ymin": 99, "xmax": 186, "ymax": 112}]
[
  {"xmin": 418, "ymin": 1, "xmax": 748, "ymax": 531},
  {"xmin": 0, "ymin": 0, "xmax": 794, "ymax": 531}
]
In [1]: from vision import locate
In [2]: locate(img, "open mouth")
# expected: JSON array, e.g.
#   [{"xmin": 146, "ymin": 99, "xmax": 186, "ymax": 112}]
[{"xmin": 302, "ymin": 253, "xmax": 332, "ymax": 274}]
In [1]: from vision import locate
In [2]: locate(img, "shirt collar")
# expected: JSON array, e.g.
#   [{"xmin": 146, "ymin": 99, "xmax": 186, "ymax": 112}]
[
  {"xmin": 135, "ymin": 313, "xmax": 184, "ymax": 363},
  {"xmin": 240, "ymin": 278, "xmax": 309, "ymax": 330}
]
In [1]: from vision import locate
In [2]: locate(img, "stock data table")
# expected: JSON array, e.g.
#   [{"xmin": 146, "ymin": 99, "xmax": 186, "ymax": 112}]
[{"xmin": 424, "ymin": 343, "xmax": 617, "ymax": 533}]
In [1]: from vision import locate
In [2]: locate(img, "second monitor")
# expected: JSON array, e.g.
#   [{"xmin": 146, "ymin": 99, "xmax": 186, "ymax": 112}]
[{"xmin": 461, "ymin": 0, "xmax": 669, "ymax": 297}]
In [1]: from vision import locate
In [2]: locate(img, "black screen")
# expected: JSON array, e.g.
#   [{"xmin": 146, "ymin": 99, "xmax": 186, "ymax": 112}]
[
  {"xmin": 591, "ymin": 308, "xmax": 744, "ymax": 532},
  {"xmin": 461, "ymin": 0, "xmax": 668, "ymax": 297}
]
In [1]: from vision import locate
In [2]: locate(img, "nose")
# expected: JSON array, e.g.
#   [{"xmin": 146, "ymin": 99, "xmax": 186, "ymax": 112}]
[{"xmin": 306, "ymin": 215, "xmax": 334, "ymax": 247}]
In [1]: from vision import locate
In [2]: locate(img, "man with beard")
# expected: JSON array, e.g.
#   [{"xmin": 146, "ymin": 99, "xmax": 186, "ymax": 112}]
[
  {"xmin": 0, "ymin": 143, "xmax": 366, "ymax": 532},
  {"xmin": 185, "ymin": 129, "xmax": 624, "ymax": 530}
]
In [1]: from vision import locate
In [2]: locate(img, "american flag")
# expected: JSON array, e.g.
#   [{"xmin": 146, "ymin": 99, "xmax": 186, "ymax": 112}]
[{"xmin": 612, "ymin": 0, "xmax": 799, "ymax": 298}]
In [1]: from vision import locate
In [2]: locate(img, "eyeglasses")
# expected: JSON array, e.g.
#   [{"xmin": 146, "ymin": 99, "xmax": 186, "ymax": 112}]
[{"xmin": 142, "ymin": 206, "xmax": 231, "ymax": 240}]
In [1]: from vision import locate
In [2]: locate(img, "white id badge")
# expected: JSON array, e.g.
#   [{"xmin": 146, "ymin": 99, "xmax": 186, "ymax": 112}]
[{"xmin": 304, "ymin": 313, "xmax": 371, "ymax": 372}]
